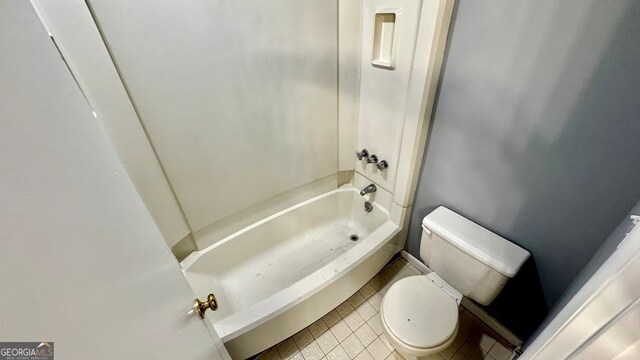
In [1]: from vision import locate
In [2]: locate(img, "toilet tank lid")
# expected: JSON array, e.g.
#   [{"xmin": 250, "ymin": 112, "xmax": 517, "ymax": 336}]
[{"xmin": 423, "ymin": 206, "xmax": 530, "ymax": 277}]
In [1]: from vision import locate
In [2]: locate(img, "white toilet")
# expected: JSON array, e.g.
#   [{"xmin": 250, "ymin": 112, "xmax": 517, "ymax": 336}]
[{"xmin": 380, "ymin": 206, "xmax": 530, "ymax": 359}]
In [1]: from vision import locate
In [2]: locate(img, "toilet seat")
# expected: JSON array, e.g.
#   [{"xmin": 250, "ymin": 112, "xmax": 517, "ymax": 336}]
[{"xmin": 381, "ymin": 275, "xmax": 459, "ymax": 353}]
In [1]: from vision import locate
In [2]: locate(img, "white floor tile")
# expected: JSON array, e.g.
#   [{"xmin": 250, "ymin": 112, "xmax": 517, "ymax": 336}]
[
  {"xmin": 439, "ymin": 346, "xmax": 458, "ymax": 360},
  {"xmin": 348, "ymin": 292, "xmax": 367, "ymax": 308},
  {"xmin": 354, "ymin": 323, "xmax": 377, "ymax": 347},
  {"xmin": 451, "ymin": 331, "xmax": 467, "ymax": 348},
  {"xmin": 367, "ymin": 275, "xmax": 387, "ymax": 291},
  {"xmin": 367, "ymin": 293, "xmax": 383, "ymax": 311},
  {"xmin": 323, "ymin": 310, "xmax": 342, "ymax": 328},
  {"xmin": 488, "ymin": 342, "xmax": 512, "ymax": 360},
  {"xmin": 377, "ymin": 283, "xmax": 392, "ymax": 297},
  {"xmin": 366, "ymin": 337, "xmax": 392, "ymax": 360},
  {"xmin": 385, "ymin": 267, "xmax": 415, "ymax": 287},
  {"xmin": 463, "ymin": 312, "xmax": 481, "ymax": 326},
  {"xmin": 344, "ymin": 309, "xmax": 366, "ymax": 331},
  {"xmin": 294, "ymin": 328, "xmax": 315, "ymax": 350},
  {"xmin": 301, "ymin": 341, "xmax": 325, "ymax": 360},
  {"xmin": 379, "ymin": 334, "xmax": 395, "ymax": 351},
  {"xmin": 341, "ymin": 333, "xmax": 365, "ymax": 359},
  {"xmin": 458, "ymin": 314, "xmax": 478, "ymax": 335},
  {"xmin": 277, "ymin": 338, "xmax": 299, "ymax": 359},
  {"xmin": 384, "ymin": 353, "xmax": 395, "ymax": 360},
  {"xmin": 336, "ymin": 301, "xmax": 355, "ymax": 317},
  {"xmin": 391, "ymin": 258, "xmax": 411, "ymax": 272},
  {"xmin": 309, "ymin": 319, "xmax": 329, "ymax": 338},
  {"xmin": 366, "ymin": 315, "xmax": 384, "ymax": 336},
  {"xmin": 380, "ymin": 266, "xmax": 399, "ymax": 282},
  {"xmin": 459, "ymin": 339, "xmax": 490, "ymax": 360},
  {"xmin": 439, "ymin": 345, "xmax": 457, "ymax": 359},
  {"xmin": 317, "ymin": 330, "xmax": 340, "ymax": 354},
  {"xmin": 355, "ymin": 301, "xmax": 377, "ymax": 321},
  {"xmin": 353, "ymin": 350, "xmax": 374, "ymax": 360},
  {"xmin": 359, "ymin": 283, "xmax": 377, "ymax": 299},
  {"xmin": 330, "ymin": 320, "xmax": 353, "ymax": 343},
  {"xmin": 326, "ymin": 345, "xmax": 350, "ymax": 360},
  {"xmin": 466, "ymin": 328, "xmax": 497, "ymax": 352},
  {"xmin": 408, "ymin": 265, "xmax": 422, "ymax": 275},
  {"xmin": 450, "ymin": 351, "xmax": 471, "ymax": 360}
]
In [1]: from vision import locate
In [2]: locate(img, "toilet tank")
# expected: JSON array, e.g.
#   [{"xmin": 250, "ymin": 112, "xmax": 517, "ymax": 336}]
[{"xmin": 420, "ymin": 207, "xmax": 530, "ymax": 305}]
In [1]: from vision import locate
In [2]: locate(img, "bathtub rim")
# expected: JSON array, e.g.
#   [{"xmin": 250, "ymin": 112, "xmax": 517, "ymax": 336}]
[{"xmin": 181, "ymin": 186, "xmax": 389, "ymax": 269}]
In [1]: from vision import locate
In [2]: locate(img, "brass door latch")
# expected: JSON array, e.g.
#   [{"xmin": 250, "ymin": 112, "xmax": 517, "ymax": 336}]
[{"xmin": 194, "ymin": 294, "xmax": 218, "ymax": 319}]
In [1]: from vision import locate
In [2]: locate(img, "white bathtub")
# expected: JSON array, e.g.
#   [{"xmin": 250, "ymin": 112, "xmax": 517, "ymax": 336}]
[{"xmin": 181, "ymin": 187, "xmax": 402, "ymax": 359}]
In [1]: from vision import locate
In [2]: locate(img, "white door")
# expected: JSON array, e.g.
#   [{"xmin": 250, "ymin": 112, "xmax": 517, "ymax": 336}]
[
  {"xmin": 521, "ymin": 221, "xmax": 640, "ymax": 359},
  {"xmin": 571, "ymin": 298, "xmax": 640, "ymax": 359},
  {"xmin": 0, "ymin": 2, "xmax": 229, "ymax": 359}
]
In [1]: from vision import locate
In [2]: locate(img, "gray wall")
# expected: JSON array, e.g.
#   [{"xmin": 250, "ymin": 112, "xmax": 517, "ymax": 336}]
[{"xmin": 406, "ymin": 0, "xmax": 640, "ymax": 339}]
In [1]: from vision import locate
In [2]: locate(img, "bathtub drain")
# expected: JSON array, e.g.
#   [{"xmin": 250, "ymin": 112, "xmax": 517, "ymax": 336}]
[{"xmin": 350, "ymin": 234, "xmax": 359, "ymax": 241}]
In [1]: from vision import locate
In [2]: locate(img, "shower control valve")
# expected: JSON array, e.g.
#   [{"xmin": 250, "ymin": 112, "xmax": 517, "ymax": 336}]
[
  {"xmin": 367, "ymin": 154, "xmax": 378, "ymax": 164},
  {"xmin": 356, "ymin": 148, "xmax": 369, "ymax": 160},
  {"xmin": 376, "ymin": 160, "xmax": 389, "ymax": 171}
]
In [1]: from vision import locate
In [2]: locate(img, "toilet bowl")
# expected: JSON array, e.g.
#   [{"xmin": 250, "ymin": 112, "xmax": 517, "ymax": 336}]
[
  {"xmin": 380, "ymin": 207, "xmax": 530, "ymax": 360},
  {"xmin": 380, "ymin": 274, "xmax": 460, "ymax": 359}
]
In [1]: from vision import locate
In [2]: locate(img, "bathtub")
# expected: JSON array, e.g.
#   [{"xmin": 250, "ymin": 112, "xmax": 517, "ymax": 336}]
[{"xmin": 181, "ymin": 186, "xmax": 402, "ymax": 359}]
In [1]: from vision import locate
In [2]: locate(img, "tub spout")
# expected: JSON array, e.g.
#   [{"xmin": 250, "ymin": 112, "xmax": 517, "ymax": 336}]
[{"xmin": 360, "ymin": 184, "xmax": 377, "ymax": 196}]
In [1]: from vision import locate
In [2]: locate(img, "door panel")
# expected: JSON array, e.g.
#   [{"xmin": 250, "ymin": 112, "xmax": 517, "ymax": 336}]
[
  {"xmin": 572, "ymin": 298, "xmax": 640, "ymax": 359},
  {"xmin": 0, "ymin": 2, "xmax": 228, "ymax": 359}
]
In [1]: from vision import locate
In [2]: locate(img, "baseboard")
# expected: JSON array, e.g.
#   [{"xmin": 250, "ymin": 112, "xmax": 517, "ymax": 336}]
[
  {"xmin": 461, "ymin": 298, "xmax": 523, "ymax": 348},
  {"xmin": 400, "ymin": 250, "xmax": 523, "ymax": 348},
  {"xmin": 400, "ymin": 250, "xmax": 430, "ymax": 274}
]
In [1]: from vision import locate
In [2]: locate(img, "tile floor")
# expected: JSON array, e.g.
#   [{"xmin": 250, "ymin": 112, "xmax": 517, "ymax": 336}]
[{"xmin": 257, "ymin": 257, "xmax": 515, "ymax": 360}]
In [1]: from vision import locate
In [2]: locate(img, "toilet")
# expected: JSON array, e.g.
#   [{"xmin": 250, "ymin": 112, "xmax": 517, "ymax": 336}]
[{"xmin": 380, "ymin": 206, "xmax": 530, "ymax": 359}]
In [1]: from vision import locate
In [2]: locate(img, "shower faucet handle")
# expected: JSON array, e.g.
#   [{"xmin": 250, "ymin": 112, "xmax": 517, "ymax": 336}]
[
  {"xmin": 376, "ymin": 160, "xmax": 389, "ymax": 171},
  {"xmin": 356, "ymin": 148, "xmax": 369, "ymax": 160},
  {"xmin": 367, "ymin": 154, "xmax": 378, "ymax": 164}
]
